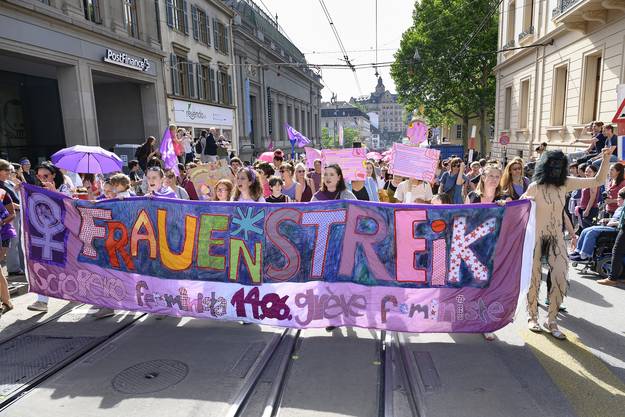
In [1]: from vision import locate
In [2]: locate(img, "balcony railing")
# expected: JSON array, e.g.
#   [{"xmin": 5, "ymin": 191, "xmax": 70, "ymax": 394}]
[
  {"xmin": 518, "ymin": 25, "xmax": 534, "ymax": 41},
  {"xmin": 552, "ymin": 0, "xmax": 583, "ymax": 19}
]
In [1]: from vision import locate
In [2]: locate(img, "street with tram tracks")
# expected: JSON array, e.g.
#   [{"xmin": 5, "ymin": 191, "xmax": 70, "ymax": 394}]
[{"xmin": 2, "ymin": 264, "xmax": 624, "ymax": 417}]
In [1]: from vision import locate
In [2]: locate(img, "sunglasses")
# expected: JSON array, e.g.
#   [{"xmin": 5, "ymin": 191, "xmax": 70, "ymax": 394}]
[
  {"xmin": 296, "ymin": 170, "xmax": 305, "ymax": 173},
  {"xmin": 37, "ymin": 173, "xmax": 51, "ymax": 179}
]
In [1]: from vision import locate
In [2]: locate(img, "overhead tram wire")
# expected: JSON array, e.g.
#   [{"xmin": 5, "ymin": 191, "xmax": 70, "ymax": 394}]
[
  {"xmin": 374, "ymin": 0, "xmax": 379, "ymax": 78},
  {"xmin": 317, "ymin": 0, "xmax": 363, "ymax": 95}
]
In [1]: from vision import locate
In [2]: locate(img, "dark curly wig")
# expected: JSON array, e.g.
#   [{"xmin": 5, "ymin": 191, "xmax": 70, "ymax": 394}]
[{"xmin": 532, "ymin": 150, "xmax": 568, "ymax": 187}]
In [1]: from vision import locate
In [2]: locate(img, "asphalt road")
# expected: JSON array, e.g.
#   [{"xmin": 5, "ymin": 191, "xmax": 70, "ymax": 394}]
[{"xmin": 0, "ymin": 265, "xmax": 624, "ymax": 417}]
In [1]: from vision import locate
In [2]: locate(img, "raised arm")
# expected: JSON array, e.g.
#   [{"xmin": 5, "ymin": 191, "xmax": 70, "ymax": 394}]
[{"xmin": 565, "ymin": 147, "xmax": 614, "ymax": 193}]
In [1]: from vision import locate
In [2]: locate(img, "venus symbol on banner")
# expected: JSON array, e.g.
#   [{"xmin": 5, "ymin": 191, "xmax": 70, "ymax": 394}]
[{"xmin": 27, "ymin": 192, "xmax": 66, "ymax": 261}]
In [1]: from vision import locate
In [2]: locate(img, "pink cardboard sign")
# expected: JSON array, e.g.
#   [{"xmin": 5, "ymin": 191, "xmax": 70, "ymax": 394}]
[
  {"xmin": 322, "ymin": 148, "xmax": 367, "ymax": 181},
  {"xmin": 389, "ymin": 144, "xmax": 440, "ymax": 182},
  {"xmin": 305, "ymin": 147, "xmax": 322, "ymax": 169}
]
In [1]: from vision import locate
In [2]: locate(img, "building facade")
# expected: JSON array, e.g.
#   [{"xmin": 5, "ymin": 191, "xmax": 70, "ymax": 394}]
[
  {"xmin": 225, "ymin": 0, "xmax": 323, "ymax": 161},
  {"xmin": 157, "ymin": 0, "xmax": 238, "ymax": 149},
  {"xmin": 350, "ymin": 77, "xmax": 408, "ymax": 148},
  {"xmin": 493, "ymin": 0, "xmax": 625, "ymax": 161},
  {"xmin": 0, "ymin": 0, "xmax": 168, "ymax": 162},
  {"xmin": 320, "ymin": 101, "xmax": 371, "ymax": 146}
]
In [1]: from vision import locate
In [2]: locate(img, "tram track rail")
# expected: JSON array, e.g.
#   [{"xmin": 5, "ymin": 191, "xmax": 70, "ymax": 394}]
[
  {"xmin": 0, "ymin": 306, "xmax": 147, "ymax": 412},
  {"xmin": 2, "ymin": 308, "xmax": 426, "ymax": 417}
]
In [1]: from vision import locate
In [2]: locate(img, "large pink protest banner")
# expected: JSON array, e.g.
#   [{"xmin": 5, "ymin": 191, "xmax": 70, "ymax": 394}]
[
  {"xmin": 322, "ymin": 148, "xmax": 367, "ymax": 181},
  {"xmin": 22, "ymin": 184, "xmax": 534, "ymax": 333},
  {"xmin": 389, "ymin": 144, "xmax": 440, "ymax": 182}
]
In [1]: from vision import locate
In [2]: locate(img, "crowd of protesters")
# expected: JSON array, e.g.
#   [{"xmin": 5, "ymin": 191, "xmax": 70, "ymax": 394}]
[{"xmin": 0, "ymin": 121, "xmax": 622, "ymax": 343}]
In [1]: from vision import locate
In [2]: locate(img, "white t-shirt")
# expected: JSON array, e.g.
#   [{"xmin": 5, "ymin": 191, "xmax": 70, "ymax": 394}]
[
  {"xmin": 182, "ymin": 136, "xmax": 193, "ymax": 153},
  {"xmin": 394, "ymin": 180, "xmax": 433, "ymax": 203}
]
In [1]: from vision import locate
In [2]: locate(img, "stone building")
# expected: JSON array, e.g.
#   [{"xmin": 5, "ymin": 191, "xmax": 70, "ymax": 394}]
[
  {"xmin": 320, "ymin": 101, "xmax": 371, "ymax": 146},
  {"xmin": 157, "ymin": 0, "xmax": 238, "ymax": 148},
  {"xmin": 225, "ymin": 0, "xmax": 323, "ymax": 161},
  {"xmin": 0, "ymin": 0, "xmax": 167, "ymax": 162},
  {"xmin": 350, "ymin": 77, "xmax": 408, "ymax": 147},
  {"xmin": 493, "ymin": 0, "xmax": 625, "ymax": 161}
]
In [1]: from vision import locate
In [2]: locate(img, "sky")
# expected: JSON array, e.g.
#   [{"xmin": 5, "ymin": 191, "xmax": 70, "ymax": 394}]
[{"xmin": 256, "ymin": 0, "xmax": 416, "ymax": 102}]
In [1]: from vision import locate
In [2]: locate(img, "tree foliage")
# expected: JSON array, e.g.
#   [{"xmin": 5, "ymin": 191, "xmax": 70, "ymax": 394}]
[
  {"xmin": 321, "ymin": 127, "xmax": 359, "ymax": 149},
  {"xmin": 391, "ymin": 0, "xmax": 498, "ymax": 152}
]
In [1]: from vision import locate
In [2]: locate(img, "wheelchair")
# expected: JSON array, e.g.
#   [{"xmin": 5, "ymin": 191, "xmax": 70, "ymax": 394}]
[{"xmin": 572, "ymin": 229, "xmax": 623, "ymax": 277}]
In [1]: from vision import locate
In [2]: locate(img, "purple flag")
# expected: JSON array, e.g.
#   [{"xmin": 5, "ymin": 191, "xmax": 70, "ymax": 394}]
[
  {"xmin": 159, "ymin": 127, "xmax": 180, "ymax": 176},
  {"xmin": 285, "ymin": 123, "xmax": 311, "ymax": 147}
]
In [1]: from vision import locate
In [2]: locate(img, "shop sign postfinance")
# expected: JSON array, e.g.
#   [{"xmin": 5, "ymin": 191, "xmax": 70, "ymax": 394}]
[
  {"xmin": 103, "ymin": 49, "xmax": 151, "ymax": 72},
  {"xmin": 173, "ymin": 100, "xmax": 234, "ymax": 127}
]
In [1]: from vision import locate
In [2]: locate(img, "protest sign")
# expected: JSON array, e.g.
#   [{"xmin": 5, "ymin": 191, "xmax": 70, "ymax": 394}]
[
  {"xmin": 187, "ymin": 161, "xmax": 234, "ymax": 201},
  {"xmin": 322, "ymin": 148, "xmax": 367, "ymax": 181},
  {"xmin": 22, "ymin": 184, "xmax": 534, "ymax": 333},
  {"xmin": 305, "ymin": 147, "xmax": 322, "ymax": 169},
  {"xmin": 406, "ymin": 121, "xmax": 428, "ymax": 144},
  {"xmin": 389, "ymin": 143, "xmax": 440, "ymax": 182}
]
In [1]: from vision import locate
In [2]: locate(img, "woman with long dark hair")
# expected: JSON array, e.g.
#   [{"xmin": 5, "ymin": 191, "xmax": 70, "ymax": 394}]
[
  {"xmin": 311, "ymin": 164, "xmax": 356, "ymax": 201},
  {"xmin": 232, "ymin": 166, "xmax": 264, "ymax": 202},
  {"xmin": 135, "ymin": 136, "xmax": 156, "ymax": 173},
  {"xmin": 604, "ymin": 163, "xmax": 625, "ymax": 216},
  {"xmin": 574, "ymin": 164, "xmax": 600, "ymax": 229}
]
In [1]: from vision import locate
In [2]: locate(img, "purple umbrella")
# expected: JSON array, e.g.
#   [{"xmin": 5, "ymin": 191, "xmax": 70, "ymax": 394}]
[{"xmin": 51, "ymin": 145, "xmax": 123, "ymax": 174}]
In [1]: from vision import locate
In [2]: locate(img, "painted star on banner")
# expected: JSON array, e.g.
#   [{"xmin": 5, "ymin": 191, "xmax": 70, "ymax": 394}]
[{"xmin": 231, "ymin": 207, "xmax": 265, "ymax": 240}]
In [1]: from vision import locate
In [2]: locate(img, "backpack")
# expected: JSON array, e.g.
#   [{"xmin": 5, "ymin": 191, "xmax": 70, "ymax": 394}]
[{"xmin": 195, "ymin": 138, "xmax": 203, "ymax": 154}]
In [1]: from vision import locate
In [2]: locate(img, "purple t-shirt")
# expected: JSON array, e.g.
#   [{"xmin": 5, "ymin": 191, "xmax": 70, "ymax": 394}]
[
  {"xmin": 0, "ymin": 192, "xmax": 16, "ymax": 241},
  {"xmin": 153, "ymin": 186, "xmax": 178, "ymax": 199},
  {"xmin": 312, "ymin": 190, "xmax": 340, "ymax": 201}
]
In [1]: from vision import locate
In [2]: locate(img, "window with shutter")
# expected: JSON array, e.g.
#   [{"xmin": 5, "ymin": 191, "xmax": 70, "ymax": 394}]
[
  {"xmin": 191, "ymin": 5, "xmax": 198, "ymax": 40},
  {"xmin": 188, "ymin": 63, "xmax": 196, "ymax": 99},
  {"xmin": 227, "ymin": 75, "xmax": 233, "ymax": 105},
  {"xmin": 166, "ymin": 0, "xmax": 174, "ymax": 27},
  {"xmin": 170, "ymin": 54, "xmax": 180, "ymax": 95},
  {"xmin": 209, "ymin": 68, "xmax": 216, "ymax": 102},
  {"xmin": 182, "ymin": 0, "xmax": 189, "ymax": 34},
  {"xmin": 198, "ymin": 9, "xmax": 209, "ymax": 45},
  {"xmin": 224, "ymin": 25, "xmax": 229, "ymax": 54},
  {"xmin": 217, "ymin": 71, "xmax": 223, "ymax": 104},
  {"xmin": 213, "ymin": 18, "xmax": 218, "ymax": 53},
  {"xmin": 205, "ymin": 14, "xmax": 211, "ymax": 46}
]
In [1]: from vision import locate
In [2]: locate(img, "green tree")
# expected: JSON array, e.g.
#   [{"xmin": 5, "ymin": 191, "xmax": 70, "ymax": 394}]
[
  {"xmin": 391, "ymin": 0, "xmax": 498, "ymax": 153},
  {"xmin": 321, "ymin": 127, "xmax": 359, "ymax": 149}
]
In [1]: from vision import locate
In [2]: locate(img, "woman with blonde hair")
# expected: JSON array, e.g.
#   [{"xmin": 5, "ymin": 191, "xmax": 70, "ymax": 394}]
[
  {"xmin": 500, "ymin": 158, "xmax": 529, "ymax": 200},
  {"xmin": 294, "ymin": 163, "xmax": 314, "ymax": 202},
  {"xmin": 466, "ymin": 164, "xmax": 508, "ymax": 204}
]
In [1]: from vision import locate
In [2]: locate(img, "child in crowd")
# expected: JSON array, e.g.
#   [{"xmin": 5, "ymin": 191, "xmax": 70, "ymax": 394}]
[
  {"xmin": 146, "ymin": 167, "xmax": 177, "ymax": 198},
  {"xmin": 109, "ymin": 173, "xmax": 133, "ymax": 198},
  {"xmin": 214, "ymin": 179, "xmax": 234, "ymax": 201},
  {"xmin": 266, "ymin": 176, "xmax": 290, "ymax": 203}
]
